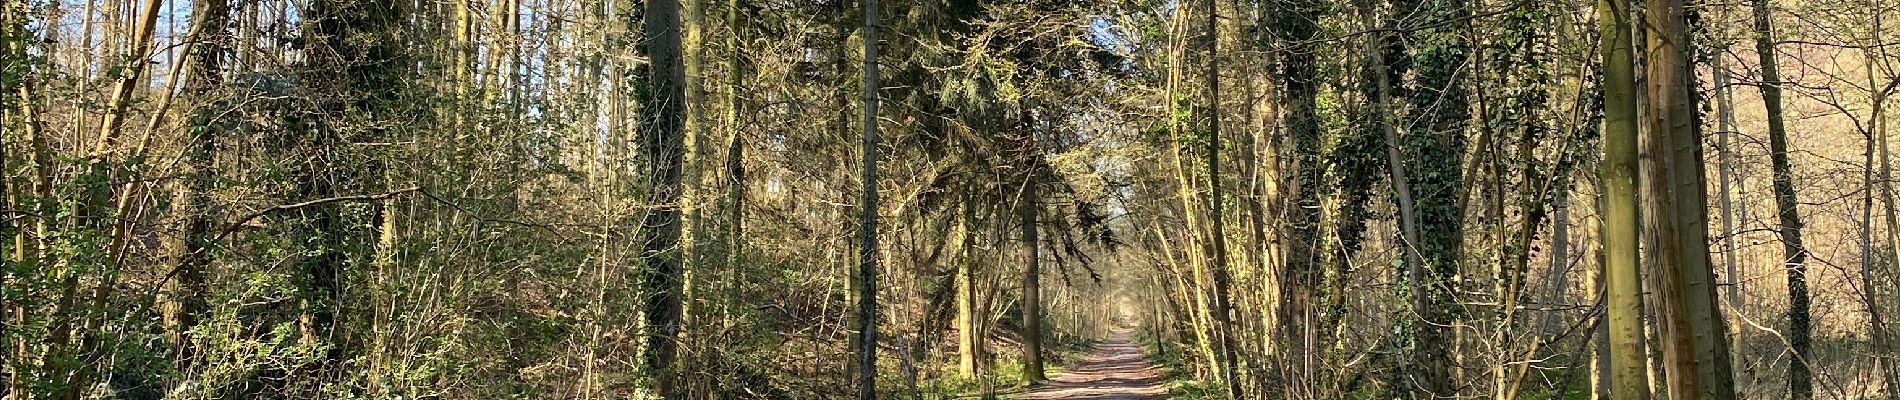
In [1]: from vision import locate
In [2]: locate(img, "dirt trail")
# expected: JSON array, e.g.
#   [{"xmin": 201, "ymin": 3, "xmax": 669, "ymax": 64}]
[{"xmin": 1018, "ymin": 330, "xmax": 1169, "ymax": 400}]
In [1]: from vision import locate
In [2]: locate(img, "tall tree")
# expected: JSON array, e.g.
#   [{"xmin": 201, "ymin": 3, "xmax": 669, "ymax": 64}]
[
  {"xmin": 1200, "ymin": 0, "xmax": 1242, "ymax": 396},
  {"xmin": 1870, "ymin": 4, "xmax": 1900, "ymax": 390},
  {"xmin": 1020, "ymin": 140, "xmax": 1046, "ymax": 383},
  {"xmin": 298, "ymin": 0, "xmax": 408, "ymax": 368},
  {"xmin": 638, "ymin": 0, "xmax": 689, "ymax": 395},
  {"xmin": 720, "ymin": 0, "xmax": 747, "ymax": 326},
  {"xmin": 1644, "ymin": 0, "xmax": 1739, "ymax": 397},
  {"xmin": 0, "ymin": 1, "xmax": 27, "ymax": 396},
  {"xmin": 956, "ymin": 200, "xmax": 980, "ymax": 378},
  {"xmin": 1363, "ymin": 8, "xmax": 1427, "ymax": 398},
  {"xmin": 854, "ymin": 0, "xmax": 882, "ymax": 398},
  {"xmin": 161, "ymin": 0, "xmax": 233, "ymax": 373},
  {"xmin": 4, "ymin": 0, "xmax": 49, "ymax": 394},
  {"xmin": 1596, "ymin": 0, "xmax": 1650, "ymax": 397},
  {"xmin": 1270, "ymin": 0, "xmax": 1324, "ymax": 386},
  {"xmin": 1395, "ymin": 0, "xmax": 1471, "ymax": 394},
  {"xmin": 1712, "ymin": 47, "xmax": 1744, "ymax": 314},
  {"xmin": 1746, "ymin": 0, "xmax": 1814, "ymax": 396}
]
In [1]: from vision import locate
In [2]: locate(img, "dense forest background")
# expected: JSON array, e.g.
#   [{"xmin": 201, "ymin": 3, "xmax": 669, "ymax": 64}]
[{"xmin": 1, "ymin": 0, "xmax": 1895, "ymax": 398}]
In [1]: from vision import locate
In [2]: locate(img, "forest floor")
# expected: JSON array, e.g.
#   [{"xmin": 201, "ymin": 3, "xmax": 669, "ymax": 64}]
[{"xmin": 1017, "ymin": 330, "xmax": 1169, "ymax": 400}]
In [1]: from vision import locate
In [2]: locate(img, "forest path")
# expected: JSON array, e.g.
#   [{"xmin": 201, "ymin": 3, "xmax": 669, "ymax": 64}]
[{"xmin": 1018, "ymin": 330, "xmax": 1169, "ymax": 400}]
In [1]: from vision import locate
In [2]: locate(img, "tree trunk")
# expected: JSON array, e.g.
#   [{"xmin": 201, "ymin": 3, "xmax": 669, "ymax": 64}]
[
  {"xmin": 638, "ymin": 0, "xmax": 688, "ymax": 395},
  {"xmin": 679, "ymin": 0, "xmax": 707, "ymax": 363},
  {"xmin": 1270, "ymin": 0, "xmax": 1323, "ymax": 388},
  {"xmin": 10, "ymin": 12, "xmax": 48, "ymax": 399},
  {"xmin": 1744, "ymin": 0, "xmax": 1814, "ymax": 397},
  {"xmin": 1547, "ymin": 186, "xmax": 1571, "ymax": 336},
  {"xmin": 1596, "ymin": 0, "xmax": 1650, "ymax": 397},
  {"xmin": 720, "ymin": 0, "xmax": 747, "ymax": 327},
  {"xmin": 1862, "ymin": 8, "xmax": 1899, "ymax": 390},
  {"xmin": 1200, "ymin": 0, "xmax": 1242, "ymax": 396},
  {"xmin": 161, "ymin": 0, "xmax": 232, "ymax": 375},
  {"xmin": 853, "ymin": 0, "xmax": 880, "ymax": 396},
  {"xmin": 957, "ymin": 200, "xmax": 979, "ymax": 378},
  {"xmin": 1367, "ymin": 4, "xmax": 1430, "ymax": 395},
  {"xmin": 1712, "ymin": 48, "xmax": 1744, "ymax": 316},
  {"xmin": 1020, "ymin": 150, "xmax": 1046, "ymax": 383},
  {"xmin": 2, "ymin": 3, "xmax": 35, "ymax": 396},
  {"xmin": 1644, "ymin": 0, "xmax": 1740, "ymax": 396},
  {"xmin": 87, "ymin": 0, "xmax": 162, "ymax": 154},
  {"xmin": 1237, "ymin": 12, "xmax": 1270, "ymax": 372},
  {"xmin": 1395, "ymin": 0, "xmax": 1470, "ymax": 393}
]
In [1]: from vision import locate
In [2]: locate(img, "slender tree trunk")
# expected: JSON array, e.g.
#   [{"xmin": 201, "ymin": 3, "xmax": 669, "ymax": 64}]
[
  {"xmin": 680, "ymin": 0, "xmax": 711, "ymax": 352},
  {"xmin": 853, "ymin": 0, "xmax": 880, "ymax": 396},
  {"xmin": 1875, "ymin": 97, "xmax": 1900, "ymax": 400},
  {"xmin": 1712, "ymin": 53, "xmax": 1744, "ymax": 316},
  {"xmin": 1861, "ymin": 92, "xmax": 1882, "ymax": 400},
  {"xmin": 1744, "ymin": 0, "xmax": 1815, "ymax": 397},
  {"xmin": 833, "ymin": 0, "xmax": 861, "ymax": 387},
  {"xmin": 1237, "ymin": 13, "xmax": 1270, "ymax": 372},
  {"xmin": 1, "ymin": 3, "xmax": 32, "ymax": 396},
  {"xmin": 12, "ymin": 15, "xmax": 51, "ymax": 399},
  {"xmin": 87, "ymin": 0, "xmax": 162, "ymax": 155},
  {"xmin": 1366, "ymin": 4, "xmax": 1430, "ymax": 394},
  {"xmin": 1548, "ymin": 186, "xmax": 1571, "ymax": 336},
  {"xmin": 957, "ymin": 200, "xmax": 979, "ymax": 378},
  {"xmin": 1862, "ymin": 8, "xmax": 1899, "ymax": 389},
  {"xmin": 1200, "ymin": 0, "xmax": 1241, "ymax": 396},
  {"xmin": 1875, "ymin": 95, "xmax": 1900, "ymax": 400},
  {"xmin": 454, "ymin": 0, "xmax": 471, "ymax": 97},
  {"xmin": 720, "ymin": 0, "xmax": 747, "ymax": 328}
]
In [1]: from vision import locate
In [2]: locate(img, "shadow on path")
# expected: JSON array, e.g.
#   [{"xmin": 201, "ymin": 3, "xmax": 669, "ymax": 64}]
[{"xmin": 1018, "ymin": 330, "xmax": 1168, "ymax": 400}]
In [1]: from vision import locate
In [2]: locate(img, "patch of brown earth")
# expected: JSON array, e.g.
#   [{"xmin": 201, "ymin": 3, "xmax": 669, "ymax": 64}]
[{"xmin": 1018, "ymin": 331, "xmax": 1169, "ymax": 400}]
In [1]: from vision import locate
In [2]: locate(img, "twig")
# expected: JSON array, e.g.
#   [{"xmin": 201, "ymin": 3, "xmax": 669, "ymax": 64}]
[{"xmin": 212, "ymin": 186, "xmax": 422, "ymax": 243}]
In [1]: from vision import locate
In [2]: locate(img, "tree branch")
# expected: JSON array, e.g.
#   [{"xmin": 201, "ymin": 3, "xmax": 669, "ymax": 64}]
[{"xmin": 212, "ymin": 186, "xmax": 422, "ymax": 243}]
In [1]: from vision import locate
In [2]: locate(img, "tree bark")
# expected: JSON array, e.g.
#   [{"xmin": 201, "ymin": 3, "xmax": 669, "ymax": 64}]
[
  {"xmin": 1712, "ymin": 48, "xmax": 1744, "ymax": 316},
  {"xmin": 1020, "ymin": 150, "xmax": 1046, "ymax": 383},
  {"xmin": 161, "ymin": 0, "xmax": 232, "ymax": 375},
  {"xmin": 1394, "ymin": 0, "xmax": 1470, "ymax": 394},
  {"xmin": 1596, "ymin": 0, "xmax": 1650, "ymax": 397},
  {"xmin": 1745, "ymin": 1, "xmax": 1815, "ymax": 397},
  {"xmin": 1200, "ymin": 0, "xmax": 1241, "ymax": 396},
  {"xmin": 638, "ymin": 0, "xmax": 689, "ymax": 395},
  {"xmin": 1270, "ymin": 0, "xmax": 1323, "ymax": 388},
  {"xmin": 853, "ymin": 0, "xmax": 880, "ymax": 396},
  {"xmin": 957, "ymin": 200, "xmax": 980, "ymax": 378},
  {"xmin": 720, "ymin": 0, "xmax": 747, "ymax": 328},
  {"xmin": 1645, "ymin": 0, "xmax": 1740, "ymax": 396},
  {"xmin": 1862, "ymin": 7, "xmax": 1899, "ymax": 390}
]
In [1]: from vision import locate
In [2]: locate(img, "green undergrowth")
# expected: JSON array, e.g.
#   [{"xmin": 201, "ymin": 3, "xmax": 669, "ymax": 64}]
[
  {"xmin": 1135, "ymin": 331, "xmax": 1212, "ymax": 399},
  {"xmin": 904, "ymin": 355, "xmax": 1069, "ymax": 399},
  {"xmin": 904, "ymin": 331, "xmax": 1112, "ymax": 399}
]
